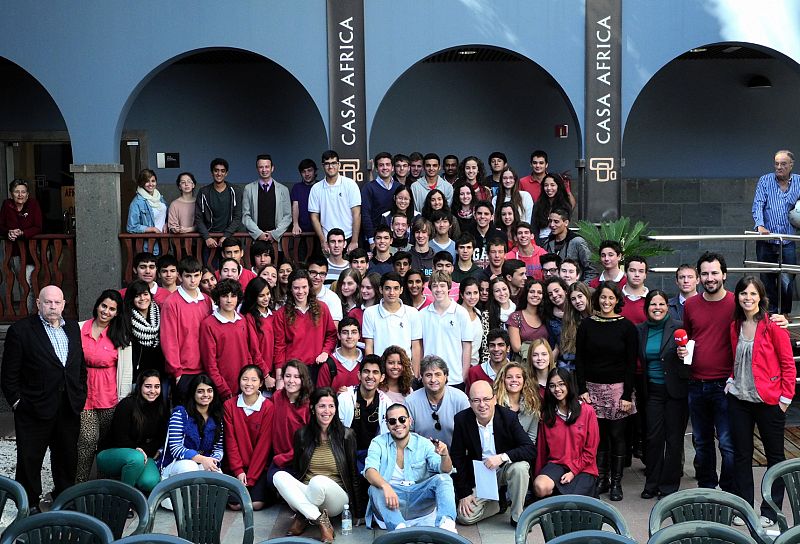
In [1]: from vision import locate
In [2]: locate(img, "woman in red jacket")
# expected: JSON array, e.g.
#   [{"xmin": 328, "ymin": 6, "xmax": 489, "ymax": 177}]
[
  {"xmin": 224, "ymin": 365, "xmax": 273, "ymax": 510},
  {"xmin": 0, "ymin": 179, "xmax": 42, "ymax": 310},
  {"xmin": 727, "ymin": 276, "xmax": 796, "ymax": 528},
  {"xmin": 274, "ymin": 269, "xmax": 337, "ymax": 386},
  {"xmin": 241, "ymin": 278, "xmax": 276, "ymax": 392}
]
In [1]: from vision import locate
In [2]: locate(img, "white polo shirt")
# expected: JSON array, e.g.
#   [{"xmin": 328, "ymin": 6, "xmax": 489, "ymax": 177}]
[
  {"xmin": 308, "ymin": 175, "xmax": 361, "ymax": 239},
  {"xmin": 362, "ymin": 301, "xmax": 422, "ymax": 360},
  {"xmin": 315, "ymin": 285, "xmax": 343, "ymax": 321},
  {"xmin": 421, "ymin": 300, "xmax": 472, "ymax": 385}
]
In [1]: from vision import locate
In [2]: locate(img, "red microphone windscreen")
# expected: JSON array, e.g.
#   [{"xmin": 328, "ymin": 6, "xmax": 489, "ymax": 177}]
[{"xmin": 674, "ymin": 329, "xmax": 688, "ymax": 346}]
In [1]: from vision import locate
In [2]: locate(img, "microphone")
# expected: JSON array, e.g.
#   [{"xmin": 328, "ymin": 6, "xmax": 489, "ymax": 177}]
[{"xmin": 674, "ymin": 329, "xmax": 689, "ymax": 347}]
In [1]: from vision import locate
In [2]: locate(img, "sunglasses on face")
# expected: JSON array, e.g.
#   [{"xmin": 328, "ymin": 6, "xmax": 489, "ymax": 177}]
[{"xmin": 386, "ymin": 416, "xmax": 409, "ymax": 426}]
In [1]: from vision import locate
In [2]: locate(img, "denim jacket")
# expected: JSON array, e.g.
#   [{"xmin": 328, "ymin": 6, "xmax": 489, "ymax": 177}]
[
  {"xmin": 126, "ymin": 194, "xmax": 166, "ymax": 234},
  {"xmin": 363, "ymin": 432, "xmax": 443, "ymax": 483}
]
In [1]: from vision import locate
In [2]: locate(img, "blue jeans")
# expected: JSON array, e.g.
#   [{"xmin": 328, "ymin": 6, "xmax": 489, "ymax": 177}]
[
  {"xmin": 756, "ymin": 240, "xmax": 796, "ymax": 314},
  {"xmin": 368, "ymin": 474, "xmax": 456, "ymax": 530},
  {"xmin": 688, "ymin": 380, "xmax": 736, "ymax": 493}
]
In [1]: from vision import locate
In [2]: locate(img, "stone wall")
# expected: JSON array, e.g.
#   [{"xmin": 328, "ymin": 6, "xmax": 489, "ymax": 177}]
[{"xmin": 620, "ymin": 177, "xmax": 761, "ymax": 292}]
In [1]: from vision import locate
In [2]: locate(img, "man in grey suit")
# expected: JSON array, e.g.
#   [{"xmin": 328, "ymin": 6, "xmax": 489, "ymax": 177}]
[{"xmin": 242, "ymin": 154, "xmax": 292, "ymax": 243}]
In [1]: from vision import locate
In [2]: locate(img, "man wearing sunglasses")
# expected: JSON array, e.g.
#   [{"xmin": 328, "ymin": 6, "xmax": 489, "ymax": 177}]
[
  {"xmin": 363, "ymin": 404, "xmax": 458, "ymax": 532},
  {"xmin": 406, "ymin": 355, "xmax": 469, "ymax": 448}
]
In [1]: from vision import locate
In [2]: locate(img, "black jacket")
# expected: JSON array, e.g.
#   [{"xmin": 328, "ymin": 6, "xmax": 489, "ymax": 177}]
[
  {"xmin": 636, "ymin": 317, "xmax": 689, "ymax": 399},
  {"xmin": 1, "ymin": 314, "xmax": 86, "ymax": 418},
  {"xmin": 450, "ymin": 405, "xmax": 535, "ymax": 500},
  {"xmin": 292, "ymin": 427, "xmax": 363, "ymax": 517},
  {"xmin": 194, "ymin": 183, "xmax": 242, "ymax": 240}
]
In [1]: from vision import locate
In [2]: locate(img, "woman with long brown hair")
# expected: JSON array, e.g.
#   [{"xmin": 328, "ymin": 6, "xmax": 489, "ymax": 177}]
[{"xmin": 379, "ymin": 345, "xmax": 414, "ymax": 403}]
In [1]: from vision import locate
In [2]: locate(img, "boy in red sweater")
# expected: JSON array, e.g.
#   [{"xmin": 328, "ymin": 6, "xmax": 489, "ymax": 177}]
[
  {"xmin": 620, "ymin": 256, "xmax": 648, "ymax": 325},
  {"xmin": 316, "ymin": 316, "xmax": 363, "ymax": 393},
  {"xmin": 200, "ymin": 279, "xmax": 260, "ymax": 400},
  {"xmin": 221, "ymin": 238, "xmax": 256, "ymax": 290},
  {"xmin": 160, "ymin": 256, "xmax": 212, "ymax": 403}
]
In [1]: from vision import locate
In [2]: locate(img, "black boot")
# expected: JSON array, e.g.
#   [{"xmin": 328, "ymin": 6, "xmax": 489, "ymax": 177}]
[
  {"xmin": 609, "ymin": 455, "xmax": 625, "ymax": 501},
  {"xmin": 595, "ymin": 451, "xmax": 610, "ymax": 495}
]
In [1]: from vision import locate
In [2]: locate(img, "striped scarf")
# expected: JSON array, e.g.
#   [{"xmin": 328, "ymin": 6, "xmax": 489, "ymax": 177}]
[{"xmin": 131, "ymin": 303, "xmax": 160, "ymax": 347}]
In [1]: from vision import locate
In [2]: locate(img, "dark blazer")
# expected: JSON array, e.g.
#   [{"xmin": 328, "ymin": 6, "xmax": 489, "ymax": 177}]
[
  {"xmin": 449, "ymin": 405, "xmax": 536, "ymax": 500},
  {"xmin": 1, "ymin": 314, "xmax": 86, "ymax": 418},
  {"xmin": 636, "ymin": 317, "xmax": 689, "ymax": 399}
]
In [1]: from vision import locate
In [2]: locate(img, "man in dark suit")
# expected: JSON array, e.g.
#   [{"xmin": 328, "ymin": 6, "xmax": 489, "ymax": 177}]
[
  {"xmin": 1, "ymin": 285, "xmax": 86, "ymax": 511},
  {"xmin": 450, "ymin": 380, "xmax": 535, "ymax": 527}
]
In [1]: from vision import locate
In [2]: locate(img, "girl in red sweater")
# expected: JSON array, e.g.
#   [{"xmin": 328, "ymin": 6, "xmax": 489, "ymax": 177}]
[
  {"xmin": 274, "ymin": 269, "xmax": 337, "ymax": 386},
  {"xmin": 241, "ymin": 278, "xmax": 277, "ymax": 393},
  {"xmin": 534, "ymin": 367, "xmax": 599, "ymax": 498},
  {"xmin": 224, "ymin": 365, "xmax": 274, "ymax": 510}
]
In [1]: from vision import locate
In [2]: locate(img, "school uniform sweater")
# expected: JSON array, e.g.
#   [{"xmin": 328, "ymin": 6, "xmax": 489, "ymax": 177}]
[
  {"xmin": 199, "ymin": 314, "xmax": 256, "ymax": 399},
  {"xmin": 535, "ymin": 403, "xmax": 599, "ymax": 477},
  {"xmin": 159, "ymin": 290, "xmax": 212, "ymax": 379},
  {"xmin": 223, "ymin": 395, "xmax": 274, "ymax": 482},
  {"xmin": 273, "ymin": 304, "xmax": 337, "ymax": 369},
  {"xmin": 270, "ymin": 389, "xmax": 310, "ymax": 467},
  {"xmin": 245, "ymin": 312, "xmax": 275, "ymax": 374}
]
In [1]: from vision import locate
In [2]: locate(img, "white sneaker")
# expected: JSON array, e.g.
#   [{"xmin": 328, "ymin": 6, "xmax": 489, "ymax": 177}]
[
  {"xmin": 161, "ymin": 498, "xmax": 173, "ymax": 511},
  {"xmin": 438, "ymin": 517, "xmax": 458, "ymax": 534},
  {"xmin": 760, "ymin": 516, "xmax": 775, "ymax": 528},
  {"xmin": 732, "ymin": 516, "xmax": 745, "ymax": 526}
]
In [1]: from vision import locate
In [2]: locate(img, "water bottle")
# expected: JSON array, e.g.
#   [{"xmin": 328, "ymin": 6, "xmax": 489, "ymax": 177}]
[{"xmin": 341, "ymin": 503, "xmax": 352, "ymax": 535}]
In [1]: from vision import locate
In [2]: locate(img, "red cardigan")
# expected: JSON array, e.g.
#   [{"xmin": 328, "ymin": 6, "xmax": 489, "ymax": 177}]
[
  {"xmin": 0, "ymin": 198, "xmax": 42, "ymax": 257},
  {"xmin": 316, "ymin": 352, "xmax": 361, "ymax": 391},
  {"xmin": 160, "ymin": 293, "xmax": 212, "ymax": 379},
  {"xmin": 729, "ymin": 317, "xmax": 796, "ymax": 405},
  {"xmin": 536, "ymin": 402, "xmax": 599, "ymax": 477},
  {"xmin": 270, "ymin": 389, "xmax": 310, "ymax": 467},
  {"xmin": 223, "ymin": 396, "xmax": 273, "ymax": 483},
  {"xmin": 273, "ymin": 303, "xmax": 337, "ymax": 369}
]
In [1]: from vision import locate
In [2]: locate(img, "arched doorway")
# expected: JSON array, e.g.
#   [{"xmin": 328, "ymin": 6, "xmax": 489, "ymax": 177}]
[
  {"xmin": 0, "ymin": 57, "xmax": 73, "ymax": 233},
  {"xmin": 120, "ymin": 48, "xmax": 328, "ymax": 210},
  {"xmin": 369, "ymin": 46, "xmax": 581, "ymax": 183}
]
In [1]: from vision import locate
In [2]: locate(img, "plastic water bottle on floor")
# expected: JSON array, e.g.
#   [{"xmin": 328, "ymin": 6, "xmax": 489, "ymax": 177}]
[{"xmin": 341, "ymin": 503, "xmax": 352, "ymax": 535}]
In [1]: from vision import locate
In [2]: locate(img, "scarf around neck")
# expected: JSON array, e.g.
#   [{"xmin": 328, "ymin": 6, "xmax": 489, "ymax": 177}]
[
  {"xmin": 131, "ymin": 302, "xmax": 160, "ymax": 347},
  {"xmin": 137, "ymin": 186, "xmax": 164, "ymax": 210}
]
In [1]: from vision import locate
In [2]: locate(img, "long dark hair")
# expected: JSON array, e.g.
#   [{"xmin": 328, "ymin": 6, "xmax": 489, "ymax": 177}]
[
  {"xmin": 185, "ymin": 374, "xmax": 224, "ymax": 445},
  {"xmin": 421, "ymin": 189, "xmax": 451, "ymax": 221},
  {"xmin": 733, "ymin": 275, "xmax": 768, "ymax": 328},
  {"xmin": 284, "ymin": 269, "xmax": 321, "ymax": 326},
  {"xmin": 129, "ymin": 369, "xmax": 166, "ymax": 440},
  {"xmin": 541, "ymin": 367, "xmax": 581, "ymax": 427},
  {"xmin": 283, "ymin": 359, "xmax": 313, "ymax": 405},
  {"xmin": 123, "ymin": 280, "xmax": 153, "ymax": 321},
  {"xmin": 297, "ymin": 387, "xmax": 346, "ymax": 448},
  {"xmin": 401, "ymin": 269, "xmax": 425, "ymax": 306},
  {"xmin": 532, "ymin": 173, "xmax": 571, "ymax": 232},
  {"xmin": 241, "ymin": 277, "xmax": 271, "ymax": 336},
  {"xmin": 93, "ymin": 289, "xmax": 130, "ymax": 348},
  {"xmin": 389, "ymin": 185, "xmax": 416, "ymax": 223},
  {"xmin": 487, "ymin": 277, "xmax": 512, "ymax": 330}
]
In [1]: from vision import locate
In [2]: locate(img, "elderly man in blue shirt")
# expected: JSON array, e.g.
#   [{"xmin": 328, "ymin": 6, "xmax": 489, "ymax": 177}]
[
  {"xmin": 752, "ymin": 149, "xmax": 800, "ymax": 314},
  {"xmin": 363, "ymin": 403, "xmax": 457, "ymax": 533}
]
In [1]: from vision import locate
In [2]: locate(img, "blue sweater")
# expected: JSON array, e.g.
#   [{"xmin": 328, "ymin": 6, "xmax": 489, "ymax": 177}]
[{"xmin": 361, "ymin": 178, "xmax": 399, "ymax": 242}]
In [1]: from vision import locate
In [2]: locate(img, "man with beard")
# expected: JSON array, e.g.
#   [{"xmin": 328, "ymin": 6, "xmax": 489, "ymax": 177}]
[{"xmin": 363, "ymin": 403, "xmax": 457, "ymax": 532}]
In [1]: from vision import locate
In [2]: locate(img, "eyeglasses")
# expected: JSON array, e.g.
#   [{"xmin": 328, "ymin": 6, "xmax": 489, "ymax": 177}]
[
  {"xmin": 470, "ymin": 396, "xmax": 494, "ymax": 405},
  {"xmin": 548, "ymin": 382, "xmax": 567, "ymax": 390},
  {"xmin": 542, "ymin": 267, "xmax": 558, "ymax": 275},
  {"xmin": 323, "ymin": 161, "xmax": 339, "ymax": 167},
  {"xmin": 386, "ymin": 416, "xmax": 409, "ymax": 426},
  {"xmin": 308, "ymin": 270, "xmax": 326, "ymax": 278},
  {"xmin": 431, "ymin": 411, "xmax": 442, "ymax": 431}
]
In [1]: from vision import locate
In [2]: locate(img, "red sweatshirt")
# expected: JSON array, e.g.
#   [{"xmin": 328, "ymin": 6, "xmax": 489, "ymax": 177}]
[
  {"xmin": 160, "ymin": 289, "xmax": 212, "ymax": 379},
  {"xmin": 316, "ymin": 350, "xmax": 362, "ymax": 391},
  {"xmin": 464, "ymin": 363, "xmax": 495, "ymax": 392},
  {"xmin": 223, "ymin": 395, "xmax": 273, "ymax": 483},
  {"xmin": 245, "ymin": 313, "xmax": 275, "ymax": 375},
  {"xmin": 273, "ymin": 304, "xmax": 338, "ymax": 369},
  {"xmin": 536, "ymin": 402, "xmax": 599, "ymax": 477},
  {"xmin": 270, "ymin": 389, "xmax": 310, "ymax": 467},
  {"xmin": 200, "ymin": 313, "xmax": 259, "ymax": 399},
  {"xmin": 684, "ymin": 292, "xmax": 735, "ymax": 380}
]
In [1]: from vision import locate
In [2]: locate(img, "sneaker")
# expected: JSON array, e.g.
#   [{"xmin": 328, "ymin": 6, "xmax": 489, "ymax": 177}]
[
  {"xmin": 732, "ymin": 516, "xmax": 745, "ymax": 527},
  {"xmin": 438, "ymin": 517, "xmax": 458, "ymax": 534},
  {"xmin": 161, "ymin": 498, "xmax": 173, "ymax": 511},
  {"xmin": 760, "ymin": 516, "xmax": 775, "ymax": 528}
]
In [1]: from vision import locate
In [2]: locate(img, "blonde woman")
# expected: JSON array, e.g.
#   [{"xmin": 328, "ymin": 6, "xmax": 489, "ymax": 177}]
[
  {"xmin": 495, "ymin": 361, "xmax": 541, "ymax": 444},
  {"xmin": 528, "ymin": 338, "xmax": 556, "ymax": 398}
]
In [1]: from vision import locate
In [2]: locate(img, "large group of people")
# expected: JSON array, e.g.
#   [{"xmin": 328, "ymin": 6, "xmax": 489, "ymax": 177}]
[{"xmin": 2, "ymin": 148, "xmax": 799, "ymax": 540}]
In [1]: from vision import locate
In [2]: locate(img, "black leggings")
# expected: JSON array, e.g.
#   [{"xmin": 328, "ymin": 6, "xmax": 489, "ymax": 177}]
[{"xmin": 598, "ymin": 418, "xmax": 628, "ymax": 457}]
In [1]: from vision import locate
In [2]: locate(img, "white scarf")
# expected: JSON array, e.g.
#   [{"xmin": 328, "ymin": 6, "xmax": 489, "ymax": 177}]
[{"xmin": 137, "ymin": 186, "xmax": 164, "ymax": 210}]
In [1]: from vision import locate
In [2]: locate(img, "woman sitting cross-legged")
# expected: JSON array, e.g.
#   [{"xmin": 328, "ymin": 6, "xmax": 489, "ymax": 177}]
[{"xmin": 96, "ymin": 370, "xmax": 168, "ymax": 493}]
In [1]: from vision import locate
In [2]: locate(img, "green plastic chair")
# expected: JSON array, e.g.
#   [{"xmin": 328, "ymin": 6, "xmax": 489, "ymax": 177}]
[
  {"xmin": 146, "ymin": 471, "xmax": 254, "ymax": 544},
  {"xmin": 545, "ymin": 530, "xmax": 638, "ymax": 544},
  {"xmin": 0, "ymin": 475, "xmax": 29, "ymax": 530},
  {"xmin": 647, "ymin": 520, "xmax": 758, "ymax": 544},
  {"xmin": 115, "ymin": 534, "xmax": 194, "ymax": 544},
  {"xmin": 761, "ymin": 457, "xmax": 800, "ymax": 532},
  {"xmin": 0, "ymin": 510, "xmax": 113, "ymax": 544},
  {"xmin": 373, "ymin": 527, "xmax": 473, "ymax": 544},
  {"xmin": 51, "ymin": 479, "xmax": 149, "ymax": 538},
  {"xmin": 514, "ymin": 494, "xmax": 632, "ymax": 544},
  {"xmin": 648, "ymin": 488, "xmax": 767, "ymax": 543},
  {"xmin": 772, "ymin": 524, "xmax": 800, "ymax": 544}
]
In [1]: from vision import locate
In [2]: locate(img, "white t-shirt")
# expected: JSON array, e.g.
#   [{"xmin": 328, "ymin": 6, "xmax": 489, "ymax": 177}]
[
  {"xmin": 316, "ymin": 285, "xmax": 343, "ymax": 321},
  {"xmin": 362, "ymin": 301, "xmax": 422, "ymax": 360},
  {"xmin": 420, "ymin": 300, "xmax": 472, "ymax": 385},
  {"xmin": 308, "ymin": 175, "xmax": 361, "ymax": 239}
]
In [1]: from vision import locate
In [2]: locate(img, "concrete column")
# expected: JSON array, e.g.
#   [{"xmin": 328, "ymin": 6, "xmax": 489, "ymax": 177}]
[{"xmin": 70, "ymin": 163, "xmax": 124, "ymax": 319}]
